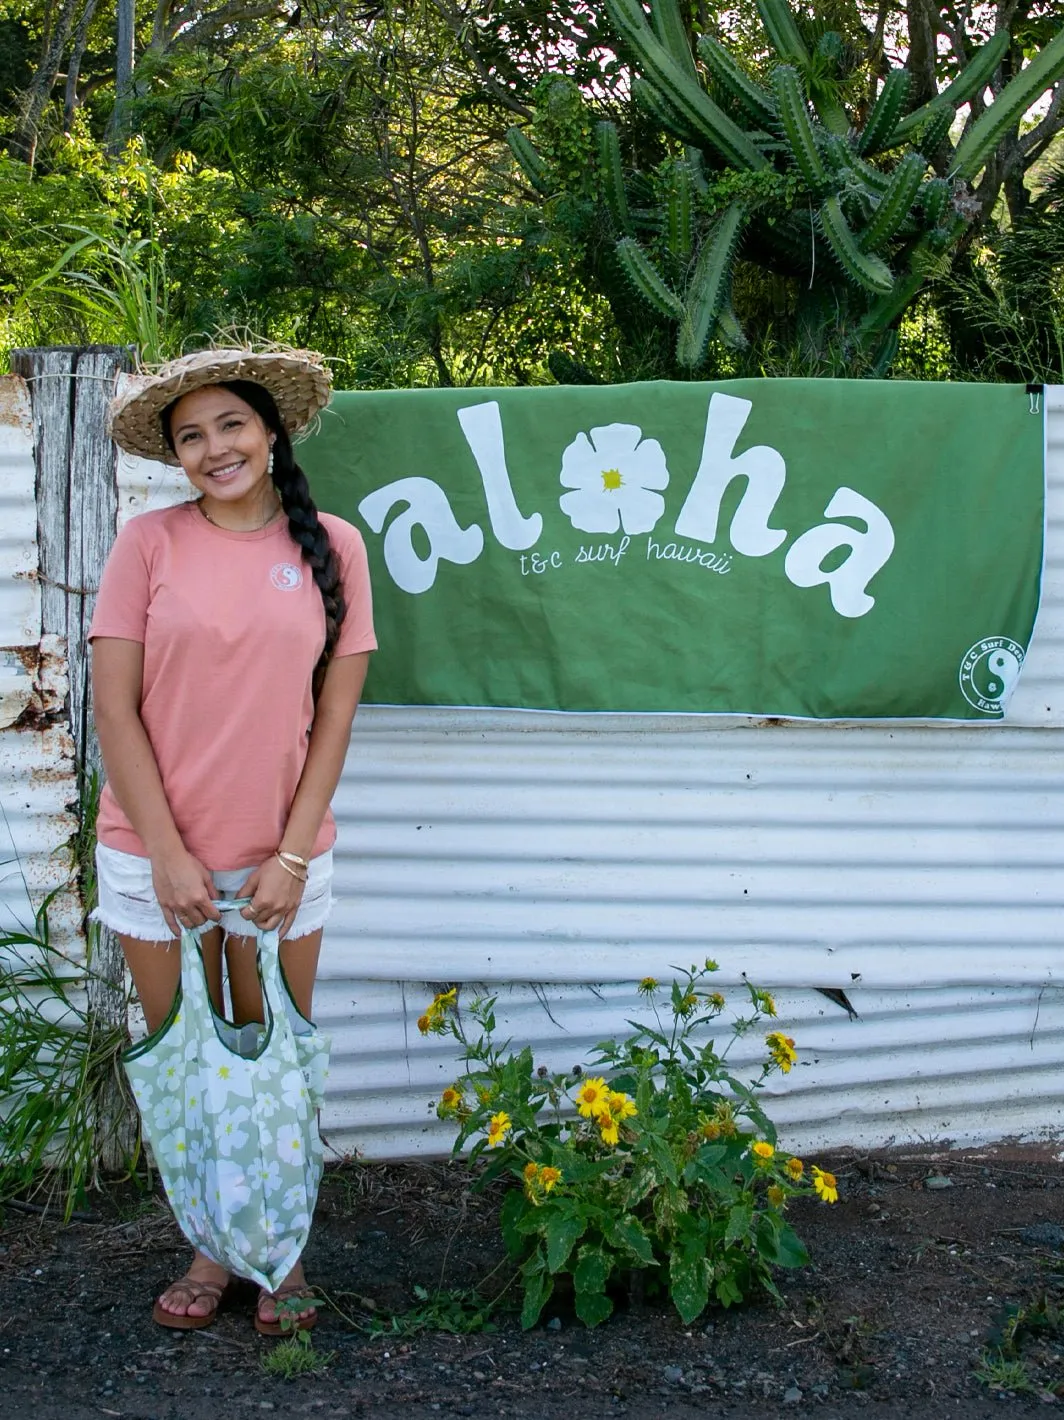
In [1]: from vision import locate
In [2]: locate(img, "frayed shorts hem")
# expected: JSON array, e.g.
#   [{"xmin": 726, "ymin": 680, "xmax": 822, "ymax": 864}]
[{"xmin": 92, "ymin": 843, "xmax": 334, "ymax": 943}]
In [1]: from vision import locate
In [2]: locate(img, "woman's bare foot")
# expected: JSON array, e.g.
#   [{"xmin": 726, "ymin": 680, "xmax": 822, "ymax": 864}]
[
  {"xmin": 154, "ymin": 1250, "xmax": 230, "ymax": 1327},
  {"xmin": 255, "ymin": 1262, "xmax": 318, "ymax": 1334}
]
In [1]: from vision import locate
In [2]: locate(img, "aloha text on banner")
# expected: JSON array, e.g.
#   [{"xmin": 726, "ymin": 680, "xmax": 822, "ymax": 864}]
[{"xmin": 298, "ymin": 379, "xmax": 1044, "ymax": 720}]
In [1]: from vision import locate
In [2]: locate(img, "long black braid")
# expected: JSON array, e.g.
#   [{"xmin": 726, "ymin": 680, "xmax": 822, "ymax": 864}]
[{"xmin": 161, "ymin": 378, "xmax": 347, "ymax": 698}]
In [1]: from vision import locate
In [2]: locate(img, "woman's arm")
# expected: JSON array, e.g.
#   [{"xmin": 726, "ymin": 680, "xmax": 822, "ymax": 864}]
[
  {"xmin": 240, "ymin": 651, "xmax": 371, "ymax": 935},
  {"xmin": 91, "ymin": 637, "xmax": 219, "ymax": 934}
]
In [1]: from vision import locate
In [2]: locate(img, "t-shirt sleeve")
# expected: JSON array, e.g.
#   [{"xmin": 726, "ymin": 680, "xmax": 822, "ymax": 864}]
[
  {"xmin": 87, "ymin": 518, "xmax": 152, "ymax": 643},
  {"xmin": 326, "ymin": 516, "xmax": 378, "ymax": 656}
]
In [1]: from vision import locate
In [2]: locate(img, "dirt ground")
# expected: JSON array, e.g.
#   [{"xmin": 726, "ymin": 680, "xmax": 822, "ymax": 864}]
[{"xmin": 1, "ymin": 1146, "xmax": 1062, "ymax": 1420}]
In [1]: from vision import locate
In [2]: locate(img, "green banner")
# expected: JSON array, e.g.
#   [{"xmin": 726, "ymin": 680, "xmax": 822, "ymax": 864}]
[{"xmin": 299, "ymin": 379, "xmax": 1044, "ymax": 719}]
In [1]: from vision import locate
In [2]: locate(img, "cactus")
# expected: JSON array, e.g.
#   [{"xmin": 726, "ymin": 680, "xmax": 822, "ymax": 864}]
[
  {"xmin": 857, "ymin": 70, "xmax": 912, "ymax": 156},
  {"xmin": 665, "ymin": 159, "xmax": 693, "ymax": 262},
  {"xmin": 596, "ymin": 121, "xmax": 631, "ymax": 233},
  {"xmin": 952, "ymin": 27, "xmax": 1064, "ymax": 180},
  {"xmin": 859, "ymin": 151, "xmax": 927, "ymax": 253},
  {"xmin": 698, "ymin": 34, "xmax": 778, "ymax": 132},
  {"xmin": 919, "ymin": 177, "xmax": 951, "ymax": 230},
  {"xmin": 755, "ymin": 0, "xmax": 808, "ymax": 68},
  {"xmin": 649, "ymin": 0, "xmax": 698, "ymax": 81},
  {"xmin": 677, "ymin": 204, "xmax": 746, "ymax": 367},
  {"xmin": 820, "ymin": 196, "xmax": 894, "ymax": 294},
  {"xmin": 512, "ymin": 1, "xmax": 1064, "ymax": 377},
  {"xmin": 615, "ymin": 236, "xmax": 685, "ymax": 320},
  {"xmin": 604, "ymin": 0, "xmax": 767, "ymax": 171},
  {"xmin": 883, "ymin": 31, "xmax": 1010, "ymax": 151},
  {"xmin": 506, "ymin": 127, "xmax": 550, "ymax": 193},
  {"xmin": 772, "ymin": 66, "xmax": 828, "ymax": 194},
  {"xmin": 632, "ymin": 77, "xmax": 697, "ymax": 142},
  {"xmin": 755, "ymin": 0, "xmax": 848, "ymax": 135},
  {"xmin": 914, "ymin": 105, "xmax": 955, "ymax": 156}
]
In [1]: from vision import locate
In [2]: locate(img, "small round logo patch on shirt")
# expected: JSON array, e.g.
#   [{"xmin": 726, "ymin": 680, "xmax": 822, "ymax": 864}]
[{"xmin": 270, "ymin": 562, "xmax": 304, "ymax": 591}]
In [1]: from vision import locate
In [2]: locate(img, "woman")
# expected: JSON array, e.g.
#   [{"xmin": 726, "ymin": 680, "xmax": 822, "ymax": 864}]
[{"xmin": 91, "ymin": 347, "xmax": 375, "ymax": 1333}]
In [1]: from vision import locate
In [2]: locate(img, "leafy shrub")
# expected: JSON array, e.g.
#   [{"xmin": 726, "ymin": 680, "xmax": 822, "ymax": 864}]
[{"xmin": 420, "ymin": 963, "xmax": 836, "ymax": 1328}]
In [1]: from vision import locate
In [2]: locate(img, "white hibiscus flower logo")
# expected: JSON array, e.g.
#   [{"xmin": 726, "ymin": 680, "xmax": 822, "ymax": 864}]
[{"xmin": 558, "ymin": 423, "xmax": 669, "ymax": 535}]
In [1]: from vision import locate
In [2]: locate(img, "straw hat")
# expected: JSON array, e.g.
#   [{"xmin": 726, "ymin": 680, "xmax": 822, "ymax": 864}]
[{"xmin": 108, "ymin": 346, "xmax": 333, "ymax": 464}]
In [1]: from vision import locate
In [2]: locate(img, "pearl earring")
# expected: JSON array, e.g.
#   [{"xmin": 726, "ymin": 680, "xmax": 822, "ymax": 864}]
[{"xmin": 267, "ymin": 447, "xmax": 274, "ymax": 476}]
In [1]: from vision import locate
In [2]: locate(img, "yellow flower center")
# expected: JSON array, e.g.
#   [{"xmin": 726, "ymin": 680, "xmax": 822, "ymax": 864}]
[{"xmin": 601, "ymin": 467, "xmax": 623, "ymax": 492}]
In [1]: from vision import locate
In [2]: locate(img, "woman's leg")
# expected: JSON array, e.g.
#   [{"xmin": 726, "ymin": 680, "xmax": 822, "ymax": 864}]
[
  {"xmin": 224, "ymin": 928, "xmax": 323, "ymax": 1024},
  {"xmin": 225, "ymin": 928, "xmax": 324, "ymax": 1327},
  {"xmin": 120, "ymin": 930, "xmax": 230, "ymax": 1320}
]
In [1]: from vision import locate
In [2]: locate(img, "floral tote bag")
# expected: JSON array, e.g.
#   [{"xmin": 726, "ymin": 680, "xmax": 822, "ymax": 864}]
[{"xmin": 123, "ymin": 902, "xmax": 331, "ymax": 1291}]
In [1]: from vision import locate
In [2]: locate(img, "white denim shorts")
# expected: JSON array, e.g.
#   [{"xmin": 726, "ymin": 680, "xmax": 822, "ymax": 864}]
[{"xmin": 93, "ymin": 843, "xmax": 334, "ymax": 942}]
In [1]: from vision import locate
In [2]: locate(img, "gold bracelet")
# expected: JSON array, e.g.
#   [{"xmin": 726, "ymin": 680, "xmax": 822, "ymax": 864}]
[
  {"xmin": 277, "ymin": 849, "xmax": 310, "ymax": 871},
  {"xmin": 275, "ymin": 853, "xmax": 308, "ymax": 883}
]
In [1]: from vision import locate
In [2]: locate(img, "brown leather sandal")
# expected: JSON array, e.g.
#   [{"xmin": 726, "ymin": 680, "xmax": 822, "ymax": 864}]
[
  {"xmin": 254, "ymin": 1282, "xmax": 319, "ymax": 1336},
  {"xmin": 152, "ymin": 1275, "xmax": 227, "ymax": 1331}
]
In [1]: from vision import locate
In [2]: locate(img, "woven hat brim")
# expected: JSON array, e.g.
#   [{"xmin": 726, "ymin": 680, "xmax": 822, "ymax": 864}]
[{"xmin": 107, "ymin": 350, "xmax": 332, "ymax": 464}]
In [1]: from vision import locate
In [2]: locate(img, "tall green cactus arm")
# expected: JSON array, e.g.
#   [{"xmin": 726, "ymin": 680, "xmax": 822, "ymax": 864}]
[
  {"xmin": 820, "ymin": 195, "xmax": 894, "ymax": 293},
  {"xmin": 605, "ymin": 0, "xmax": 768, "ymax": 170},
  {"xmin": 857, "ymin": 70, "xmax": 912, "ymax": 156},
  {"xmin": 596, "ymin": 121, "xmax": 632, "ymax": 233},
  {"xmin": 772, "ymin": 65, "xmax": 828, "ymax": 193},
  {"xmin": 716, "ymin": 301, "xmax": 749, "ymax": 351},
  {"xmin": 756, "ymin": 0, "xmax": 809, "ymax": 67},
  {"xmin": 615, "ymin": 236, "xmax": 685, "ymax": 320},
  {"xmin": 633, "ymin": 78, "xmax": 698, "ymax": 142},
  {"xmin": 756, "ymin": 0, "xmax": 848, "ymax": 135},
  {"xmin": 685, "ymin": 146, "xmax": 709, "ymax": 194},
  {"xmin": 506, "ymin": 127, "xmax": 550, "ymax": 193},
  {"xmin": 837, "ymin": 144, "xmax": 890, "ymax": 194},
  {"xmin": 918, "ymin": 177, "xmax": 951, "ymax": 229},
  {"xmin": 666, "ymin": 161, "xmax": 693, "ymax": 262},
  {"xmin": 952, "ymin": 28, "xmax": 1064, "ymax": 181},
  {"xmin": 858, "ymin": 151, "xmax": 927, "ymax": 253},
  {"xmin": 875, "ymin": 31, "xmax": 1010, "ymax": 152},
  {"xmin": 915, "ymin": 105, "xmax": 955, "ymax": 155},
  {"xmin": 649, "ymin": 0, "xmax": 698, "ymax": 80},
  {"xmin": 858, "ymin": 272, "xmax": 925, "ymax": 338},
  {"xmin": 697, "ymin": 34, "xmax": 778, "ymax": 131},
  {"xmin": 676, "ymin": 203, "xmax": 746, "ymax": 367}
]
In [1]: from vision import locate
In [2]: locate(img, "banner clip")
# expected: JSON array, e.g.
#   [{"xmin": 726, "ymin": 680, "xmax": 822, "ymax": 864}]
[{"xmin": 1027, "ymin": 382, "xmax": 1044, "ymax": 414}]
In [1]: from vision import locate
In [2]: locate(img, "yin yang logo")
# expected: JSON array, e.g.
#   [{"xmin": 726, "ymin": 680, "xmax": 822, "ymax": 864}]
[
  {"xmin": 958, "ymin": 636, "xmax": 1025, "ymax": 716},
  {"xmin": 270, "ymin": 562, "xmax": 304, "ymax": 591}
]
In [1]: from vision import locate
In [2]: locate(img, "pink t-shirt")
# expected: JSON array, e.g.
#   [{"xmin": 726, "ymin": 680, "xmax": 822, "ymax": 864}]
[{"xmin": 89, "ymin": 502, "xmax": 377, "ymax": 870}]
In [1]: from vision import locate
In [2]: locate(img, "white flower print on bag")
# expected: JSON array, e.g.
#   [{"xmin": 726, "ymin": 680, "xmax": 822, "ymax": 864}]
[{"xmin": 123, "ymin": 904, "xmax": 331, "ymax": 1291}]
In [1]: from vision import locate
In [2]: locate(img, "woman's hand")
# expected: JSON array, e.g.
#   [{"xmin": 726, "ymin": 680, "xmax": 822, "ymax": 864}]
[
  {"xmin": 240, "ymin": 856, "xmax": 306, "ymax": 939},
  {"xmin": 151, "ymin": 849, "xmax": 220, "ymax": 937}
]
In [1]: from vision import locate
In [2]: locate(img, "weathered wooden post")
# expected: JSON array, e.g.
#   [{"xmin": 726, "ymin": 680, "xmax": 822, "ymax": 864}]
[{"xmin": 10, "ymin": 344, "xmax": 137, "ymax": 1173}]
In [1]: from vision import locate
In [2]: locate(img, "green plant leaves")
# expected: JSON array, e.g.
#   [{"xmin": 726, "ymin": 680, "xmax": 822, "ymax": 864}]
[
  {"xmin": 670, "ymin": 1251, "xmax": 711, "ymax": 1324},
  {"xmin": 545, "ymin": 1209, "xmax": 587, "ymax": 1273},
  {"xmin": 519, "ymin": 1253, "xmax": 554, "ymax": 1330},
  {"xmin": 573, "ymin": 1244, "xmax": 613, "ymax": 1327}
]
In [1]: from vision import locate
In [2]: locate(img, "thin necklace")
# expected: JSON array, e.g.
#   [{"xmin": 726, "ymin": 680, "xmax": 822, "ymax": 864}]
[{"xmin": 197, "ymin": 497, "xmax": 282, "ymax": 532}]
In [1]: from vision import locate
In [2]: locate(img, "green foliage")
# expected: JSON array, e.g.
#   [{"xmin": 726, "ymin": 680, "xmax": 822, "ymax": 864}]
[
  {"xmin": 0, "ymin": 884, "xmax": 133, "ymax": 1220},
  {"xmin": 364, "ymin": 1285, "xmax": 498, "ymax": 1338},
  {"xmin": 951, "ymin": 29, "xmax": 1064, "ymax": 181},
  {"xmin": 502, "ymin": 0, "xmax": 1064, "ymax": 381},
  {"xmin": 260, "ymin": 1327, "xmax": 335, "ymax": 1379},
  {"xmin": 421, "ymin": 966, "xmax": 837, "ymax": 1329}
]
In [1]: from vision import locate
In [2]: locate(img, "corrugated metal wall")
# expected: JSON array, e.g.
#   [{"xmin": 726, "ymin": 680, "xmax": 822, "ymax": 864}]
[
  {"xmin": 49, "ymin": 381, "xmax": 1064, "ymax": 1158},
  {"xmin": 0, "ymin": 376, "xmax": 81, "ymax": 952}
]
